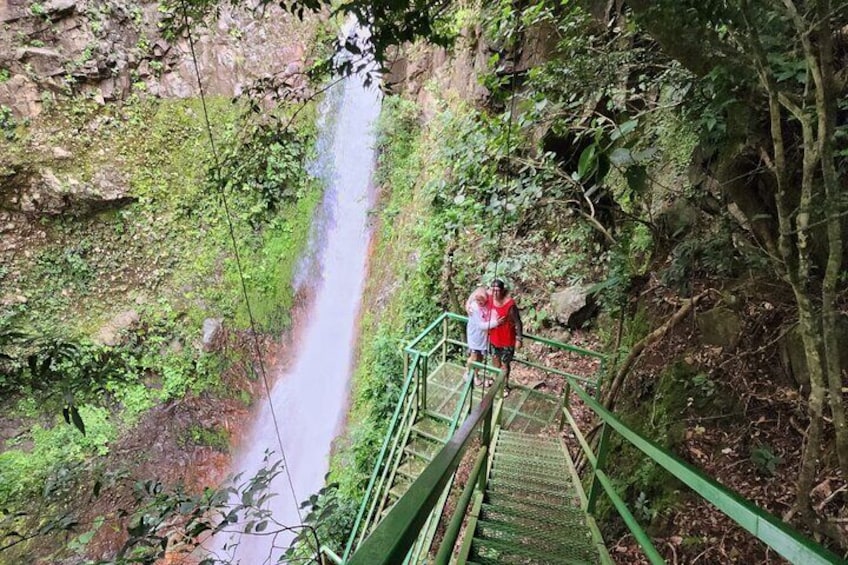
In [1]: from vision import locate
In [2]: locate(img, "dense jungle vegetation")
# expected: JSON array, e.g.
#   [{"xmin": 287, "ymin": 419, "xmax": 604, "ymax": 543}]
[
  {"xmin": 310, "ymin": 0, "xmax": 848, "ymax": 562},
  {"xmin": 1, "ymin": 0, "xmax": 847, "ymax": 563},
  {"xmin": 0, "ymin": 2, "xmax": 325, "ymax": 559}
]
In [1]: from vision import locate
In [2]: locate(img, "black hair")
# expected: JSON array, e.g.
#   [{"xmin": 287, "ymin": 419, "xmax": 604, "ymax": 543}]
[{"xmin": 491, "ymin": 279, "xmax": 507, "ymax": 290}]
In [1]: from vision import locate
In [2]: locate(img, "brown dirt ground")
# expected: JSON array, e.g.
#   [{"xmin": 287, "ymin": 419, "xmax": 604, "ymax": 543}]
[{"xmin": 428, "ymin": 282, "xmax": 847, "ymax": 564}]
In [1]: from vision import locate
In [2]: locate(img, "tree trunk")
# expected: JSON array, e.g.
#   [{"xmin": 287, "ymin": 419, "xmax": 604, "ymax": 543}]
[{"xmin": 810, "ymin": 0, "xmax": 848, "ymax": 475}]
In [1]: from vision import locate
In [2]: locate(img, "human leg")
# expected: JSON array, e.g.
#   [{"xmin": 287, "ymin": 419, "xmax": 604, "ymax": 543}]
[{"xmin": 465, "ymin": 350, "xmax": 483, "ymax": 381}]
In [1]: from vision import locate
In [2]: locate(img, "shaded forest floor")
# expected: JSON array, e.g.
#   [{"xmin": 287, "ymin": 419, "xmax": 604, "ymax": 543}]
[{"xmin": 499, "ymin": 277, "xmax": 846, "ymax": 563}]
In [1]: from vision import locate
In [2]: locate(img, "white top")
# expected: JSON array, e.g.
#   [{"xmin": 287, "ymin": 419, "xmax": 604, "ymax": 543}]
[{"xmin": 466, "ymin": 301, "xmax": 497, "ymax": 351}]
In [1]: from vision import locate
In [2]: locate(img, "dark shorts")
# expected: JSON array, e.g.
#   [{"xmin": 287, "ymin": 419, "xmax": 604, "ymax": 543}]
[
  {"xmin": 467, "ymin": 347, "xmax": 487, "ymax": 356},
  {"xmin": 490, "ymin": 345, "xmax": 515, "ymax": 364}
]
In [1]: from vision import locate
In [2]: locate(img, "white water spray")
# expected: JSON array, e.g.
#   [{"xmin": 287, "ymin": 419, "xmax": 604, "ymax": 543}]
[{"xmin": 210, "ymin": 30, "xmax": 381, "ymax": 563}]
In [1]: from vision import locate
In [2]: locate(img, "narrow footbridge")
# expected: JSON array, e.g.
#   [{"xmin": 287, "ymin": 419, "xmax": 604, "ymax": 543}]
[{"xmin": 320, "ymin": 313, "xmax": 843, "ymax": 565}]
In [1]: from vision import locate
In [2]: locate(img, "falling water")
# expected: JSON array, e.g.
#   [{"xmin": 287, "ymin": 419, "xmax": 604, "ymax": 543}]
[{"xmin": 209, "ymin": 30, "xmax": 381, "ymax": 564}]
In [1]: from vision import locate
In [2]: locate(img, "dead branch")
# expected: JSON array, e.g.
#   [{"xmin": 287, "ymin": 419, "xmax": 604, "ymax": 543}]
[{"xmin": 603, "ymin": 290, "xmax": 713, "ymax": 409}]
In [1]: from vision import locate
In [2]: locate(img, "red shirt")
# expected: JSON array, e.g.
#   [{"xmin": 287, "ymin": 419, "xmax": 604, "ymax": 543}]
[{"xmin": 488, "ymin": 296, "xmax": 516, "ymax": 347}]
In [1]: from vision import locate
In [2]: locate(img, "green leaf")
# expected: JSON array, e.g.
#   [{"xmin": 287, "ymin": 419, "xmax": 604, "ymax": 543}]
[
  {"xmin": 70, "ymin": 405, "xmax": 86, "ymax": 435},
  {"xmin": 576, "ymin": 144, "xmax": 597, "ymax": 181},
  {"xmin": 610, "ymin": 119, "xmax": 638, "ymax": 141}
]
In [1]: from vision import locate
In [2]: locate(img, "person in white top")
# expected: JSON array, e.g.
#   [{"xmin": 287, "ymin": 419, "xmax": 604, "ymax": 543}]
[{"xmin": 465, "ymin": 286, "xmax": 503, "ymax": 382}]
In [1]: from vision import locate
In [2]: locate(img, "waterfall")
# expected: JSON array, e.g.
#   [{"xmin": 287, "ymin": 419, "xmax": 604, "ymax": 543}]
[{"xmin": 209, "ymin": 30, "xmax": 381, "ymax": 563}]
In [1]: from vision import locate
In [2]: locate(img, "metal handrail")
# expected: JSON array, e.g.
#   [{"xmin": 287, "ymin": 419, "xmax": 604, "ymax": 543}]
[
  {"xmin": 405, "ymin": 312, "xmax": 449, "ymax": 354},
  {"xmin": 347, "ymin": 377, "xmax": 504, "ymax": 565},
  {"xmin": 342, "ymin": 351, "xmax": 423, "ymax": 561},
  {"xmin": 433, "ymin": 445, "xmax": 488, "ymax": 564},
  {"xmin": 345, "ymin": 313, "xmax": 841, "ymax": 565},
  {"xmin": 564, "ymin": 377, "xmax": 845, "ymax": 565},
  {"xmin": 443, "ymin": 312, "xmax": 607, "ymax": 359}
]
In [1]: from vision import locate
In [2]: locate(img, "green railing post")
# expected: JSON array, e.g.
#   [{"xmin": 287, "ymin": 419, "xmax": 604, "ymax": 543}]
[
  {"xmin": 479, "ymin": 403, "xmax": 492, "ymax": 493},
  {"xmin": 596, "ymin": 358, "xmax": 606, "ymax": 400},
  {"xmin": 559, "ymin": 381, "xmax": 571, "ymax": 432},
  {"xmin": 442, "ymin": 316, "xmax": 448, "ymax": 366},
  {"xmin": 420, "ymin": 354, "xmax": 428, "ymax": 412},
  {"xmin": 403, "ymin": 351, "xmax": 409, "ymax": 387},
  {"xmin": 342, "ymin": 352, "xmax": 421, "ymax": 562},
  {"xmin": 587, "ymin": 422, "xmax": 610, "ymax": 515}
]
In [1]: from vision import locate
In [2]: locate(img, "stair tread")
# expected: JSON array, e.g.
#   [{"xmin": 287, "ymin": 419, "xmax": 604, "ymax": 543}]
[
  {"xmin": 488, "ymin": 479, "xmax": 575, "ymax": 501},
  {"xmin": 492, "ymin": 468, "xmax": 573, "ymax": 489},
  {"xmin": 493, "ymin": 451, "xmax": 569, "ymax": 465},
  {"xmin": 471, "ymin": 535, "xmax": 595, "ymax": 565},
  {"xmin": 485, "ymin": 492, "xmax": 577, "ymax": 514},
  {"xmin": 476, "ymin": 516, "xmax": 595, "ymax": 553},
  {"xmin": 481, "ymin": 502, "xmax": 588, "ymax": 529}
]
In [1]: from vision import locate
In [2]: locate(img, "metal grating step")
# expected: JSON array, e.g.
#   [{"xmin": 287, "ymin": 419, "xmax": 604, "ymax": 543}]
[
  {"xmin": 470, "ymin": 535, "xmax": 595, "ymax": 565},
  {"xmin": 490, "ymin": 468, "xmax": 573, "ymax": 491},
  {"xmin": 487, "ymin": 478, "xmax": 575, "ymax": 503},
  {"xmin": 492, "ymin": 454, "xmax": 569, "ymax": 474},
  {"xmin": 484, "ymin": 492, "xmax": 573, "ymax": 516},
  {"xmin": 414, "ymin": 415, "xmax": 450, "ymax": 440},
  {"xmin": 475, "ymin": 517, "xmax": 596, "ymax": 557},
  {"xmin": 480, "ymin": 502, "xmax": 589, "ymax": 532},
  {"xmin": 404, "ymin": 435, "xmax": 442, "ymax": 461},
  {"xmin": 396, "ymin": 456, "xmax": 429, "ymax": 480}
]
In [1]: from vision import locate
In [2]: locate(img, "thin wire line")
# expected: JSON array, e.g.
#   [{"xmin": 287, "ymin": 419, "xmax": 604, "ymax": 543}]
[
  {"xmin": 480, "ymin": 2, "xmax": 523, "ymax": 396},
  {"xmin": 179, "ymin": 0, "xmax": 304, "ymax": 527}
]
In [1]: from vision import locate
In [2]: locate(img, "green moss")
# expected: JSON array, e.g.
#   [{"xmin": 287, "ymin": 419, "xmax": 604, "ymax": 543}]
[
  {"xmin": 231, "ymin": 183, "xmax": 322, "ymax": 330},
  {"xmin": 0, "ymin": 91, "xmax": 324, "ymax": 535},
  {"xmin": 180, "ymin": 424, "xmax": 229, "ymax": 452},
  {"xmin": 0, "ymin": 405, "xmax": 115, "ymax": 505}
]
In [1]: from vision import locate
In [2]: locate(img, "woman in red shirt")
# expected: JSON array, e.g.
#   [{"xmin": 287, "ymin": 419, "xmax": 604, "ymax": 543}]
[{"xmin": 488, "ymin": 279, "xmax": 523, "ymax": 389}]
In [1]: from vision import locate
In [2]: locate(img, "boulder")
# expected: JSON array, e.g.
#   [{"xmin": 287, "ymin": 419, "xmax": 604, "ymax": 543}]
[
  {"xmin": 95, "ymin": 310, "xmax": 139, "ymax": 346},
  {"xmin": 780, "ymin": 315, "xmax": 848, "ymax": 390},
  {"xmin": 656, "ymin": 199, "xmax": 700, "ymax": 239},
  {"xmin": 44, "ymin": 0, "xmax": 77, "ymax": 17},
  {"xmin": 551, "ymin": 285, "xmax": 597, "ymax": 329},
  {"xmin": 20, "ymin": 167, "xmax": 134, "ymax": 215},
  {"xmin": 696, "ymin": 307, "xmax": 741, "ymax": 347},
  {"xmin": 17, "ymin": 47, "xmax": 67, "ymax": 77},
  {"xmin": 201, "ymin": 318, "xmax": 224, "ymax": 352},
  {"xmin": 0, "ymin": 75, "xmax": 42, "ymax": 117}
]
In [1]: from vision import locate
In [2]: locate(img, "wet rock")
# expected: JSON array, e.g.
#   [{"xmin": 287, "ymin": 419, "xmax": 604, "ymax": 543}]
[
  {"xmin": 20, "ymin": 167, "xmax": 134, "ymax": 215},
  {"xmin": 201, "ymin": 318, "xmax": 224, "ymax": 352},
  {"xmin": 44, "ymin": 0, "xmax": 77, "ymax": 17},
  {"xmin": 656, "ymin": 199, "xmax": 700, "ymax": 239},
  {"xmin": 551, "ymin": 285, "xmax": 597, "ymax": 328},
  {"xmin": 0, "ymin": 75, "xmax": 42, "ymax": 117},
  {"xmin": 17, "ymin": 47, "xmax": 67, "ymax": 77},
  {"xmin": 696, "ymin": 307, "xmax": 741, "ymax": 347},
  {"xmin": 95, "ymin": 310, "xmax": 140, "ymax": 346}
]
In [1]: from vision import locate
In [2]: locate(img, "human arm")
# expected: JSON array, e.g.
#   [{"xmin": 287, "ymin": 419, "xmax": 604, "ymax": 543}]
[
  {"xmin": 482, "ymin": 315, "xmax": 504, "ymax": 330},
  {"xmin": 509, "ymin": 305, "xmax": 524, "ymax": 349},
  {"xmin": 471, "ymin": 306, "xmax": 502, "ymax": 330}
]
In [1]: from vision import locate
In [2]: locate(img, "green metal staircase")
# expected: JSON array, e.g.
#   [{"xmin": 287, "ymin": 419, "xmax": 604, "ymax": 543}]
[
  {"xmin": 460, "ymin": 430, "xmax": 599, "ymax": 564},
  {"xmin": 323, "ymin": 312, "xmax": 843, "ymax": 565}
]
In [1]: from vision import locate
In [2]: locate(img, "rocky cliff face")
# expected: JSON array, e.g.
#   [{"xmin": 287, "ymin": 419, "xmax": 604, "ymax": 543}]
[
  {"xmin": 0, "ymin": 0, "xmax": 313, "ymax": 119},
  {"xmin": 0, "ymin": 0, "xmax": 318, "ymax": 256}
]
